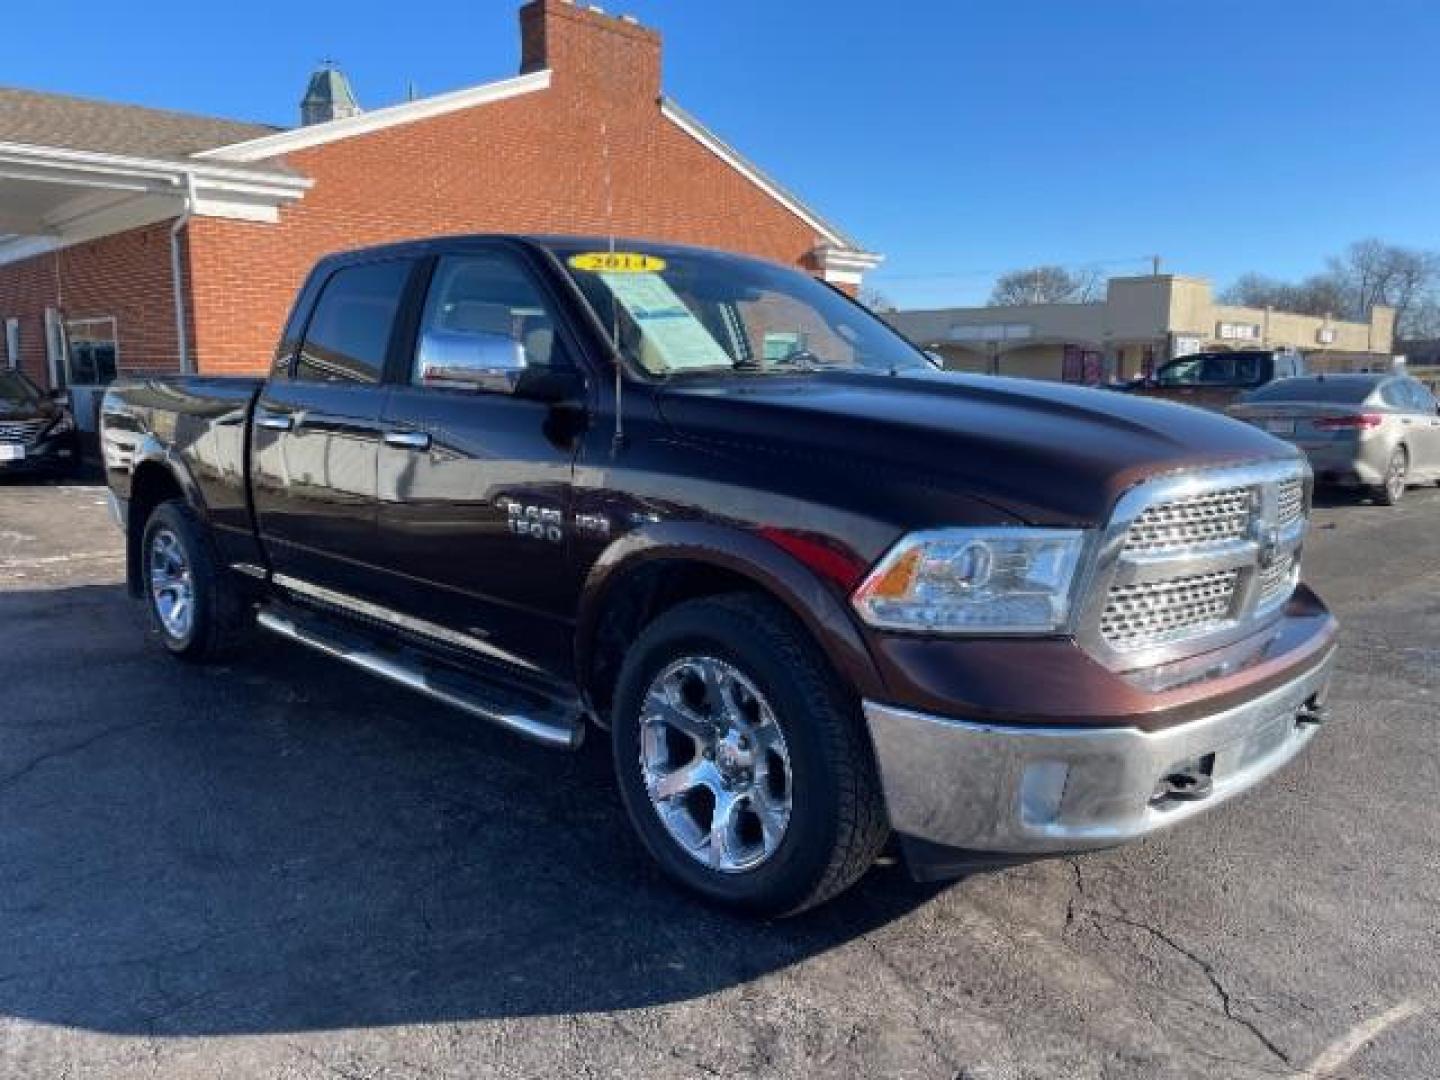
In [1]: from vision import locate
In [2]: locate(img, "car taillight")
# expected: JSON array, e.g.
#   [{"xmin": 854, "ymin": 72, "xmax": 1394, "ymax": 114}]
[{"xmin": 1313, "ymin": 413, "xmax": 1383, "ymax": 431}]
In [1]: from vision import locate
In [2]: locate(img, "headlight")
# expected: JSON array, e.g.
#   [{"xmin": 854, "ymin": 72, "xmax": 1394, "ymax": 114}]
[{"xmin": 851, "ymin": 528, "xmax": 1088, "ymax": 634}]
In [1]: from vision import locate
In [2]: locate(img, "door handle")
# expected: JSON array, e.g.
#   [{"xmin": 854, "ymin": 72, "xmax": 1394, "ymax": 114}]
[
  {"xmin": 384, "ymin": 430, "xmax": 432, "ymax": 451},
  {"xmin": 256, "ymin": 413, "xmax": 294, "ymax": 432}
]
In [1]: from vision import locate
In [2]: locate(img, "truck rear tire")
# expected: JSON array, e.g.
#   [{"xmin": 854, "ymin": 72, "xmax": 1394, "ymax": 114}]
[
  {"xmin": 139, "ymin": 499, "xmax": 252, "ymax": 661},
  {"xmin": 610, "ymin": 593, "xmax": 889, "ymax": 916}
]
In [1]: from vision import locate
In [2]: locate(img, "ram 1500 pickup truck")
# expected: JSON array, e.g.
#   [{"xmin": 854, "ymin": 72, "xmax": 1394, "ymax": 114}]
[{"xmin": 101, "ymin": 235, "xmax": 1338, "ymax": 915}]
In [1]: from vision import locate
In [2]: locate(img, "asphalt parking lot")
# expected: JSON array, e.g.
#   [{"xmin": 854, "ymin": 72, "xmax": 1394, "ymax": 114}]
[{"xmin": 1, "ymin": 475, "xmax": 1436, "ymax": 1079}]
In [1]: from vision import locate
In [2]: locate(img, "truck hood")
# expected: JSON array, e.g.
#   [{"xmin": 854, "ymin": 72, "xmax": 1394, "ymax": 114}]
[{"xmin": 655, "ymin": 370, "xmax": 1300, "ymax": 525}]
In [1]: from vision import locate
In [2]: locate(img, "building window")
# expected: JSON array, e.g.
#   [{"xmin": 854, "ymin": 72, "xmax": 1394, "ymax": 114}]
[
  {"xmin": 65, "ymin": 317, "xmax": 119, "ymax": 386},
  {"xmin": 4, "ymin": 318, "xmax": 17, "ymax": 370}
]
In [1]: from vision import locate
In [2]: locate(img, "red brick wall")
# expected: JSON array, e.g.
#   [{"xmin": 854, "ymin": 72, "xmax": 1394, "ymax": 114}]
[
  {"xmin": 0, "ymin": 221, "xmax": 185, "ymax": 388},
  {"xmin": 188, "ymin": 0, "xmax": 828, "ymax": 373}
]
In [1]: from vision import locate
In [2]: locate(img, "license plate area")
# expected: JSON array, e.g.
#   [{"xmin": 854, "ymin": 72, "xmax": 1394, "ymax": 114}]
[
  {"xmin": 0, "ymin": 443, "xmax": 24, "ymax": 461},
  {"xmin": 1263, "ymin": 419, "xmax": 1296, "ymax": 435}
]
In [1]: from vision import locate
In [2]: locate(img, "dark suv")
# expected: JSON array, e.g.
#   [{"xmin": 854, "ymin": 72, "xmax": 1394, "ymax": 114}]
[{"xmin": 0, "ymin": 369, "xmax": 80, "ymax": 477}]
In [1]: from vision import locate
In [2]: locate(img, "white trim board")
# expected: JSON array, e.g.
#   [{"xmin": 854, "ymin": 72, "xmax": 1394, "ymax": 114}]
[
  {"xmin": 660, "ymin": 99, "xmax": 855, "ymax": 251},
  {"xmin": 196, "ymin": 69, "xmax": 554, "ymax": 163}
]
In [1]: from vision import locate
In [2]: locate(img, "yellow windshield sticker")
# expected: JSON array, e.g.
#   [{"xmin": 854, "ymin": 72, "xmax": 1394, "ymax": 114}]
[{"xmin": 568, "ymin": 251, "xmax": 668, "ymax": 274}]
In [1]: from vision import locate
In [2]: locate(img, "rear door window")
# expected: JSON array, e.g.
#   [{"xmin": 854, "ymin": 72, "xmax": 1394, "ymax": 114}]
[{"xmin": 296, "ymin": 260, "xmax": 413, "ymax": 384}]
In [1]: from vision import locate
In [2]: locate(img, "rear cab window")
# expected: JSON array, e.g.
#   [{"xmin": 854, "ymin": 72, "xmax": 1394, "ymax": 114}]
[{"xmin": 295, "ymin": 260, "xmax": 414, "ymax": 384}]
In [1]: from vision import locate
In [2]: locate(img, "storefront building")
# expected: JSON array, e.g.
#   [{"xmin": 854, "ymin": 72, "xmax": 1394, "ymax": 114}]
[{"xmin": 891, "ymin": 273, "xmax": 1394, "ymax": 384}]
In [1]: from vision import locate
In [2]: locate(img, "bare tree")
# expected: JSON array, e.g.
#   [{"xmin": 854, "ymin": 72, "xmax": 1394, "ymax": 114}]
[
  {"xmin": 1222, "ymin": 239, "xmax": 1440, "ymax": 338},
  {"xmin": 988, "ymin": 265, "xmax": 1101, "ymax": 306},
  {"xmin": 1326, "ymin": 239, "xmax": 1439, "ymax": 336},
  {"xmin": 857, "ymin": 285, "xmax": 895, "ymax": 313},
  {"xmin": 1219, "ymin": 273, "xmax": 1346, "ymax": 318}
]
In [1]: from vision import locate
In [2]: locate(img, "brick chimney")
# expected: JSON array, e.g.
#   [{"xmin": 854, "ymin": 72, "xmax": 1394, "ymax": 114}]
[{"xmin": 519, "ymin": 0, "xmax": 661, "ymax": 100}]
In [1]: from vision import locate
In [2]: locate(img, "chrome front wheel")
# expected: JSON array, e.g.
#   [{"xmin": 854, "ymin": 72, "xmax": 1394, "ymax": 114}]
[
  {"xmin": 638, "ymin": 656, "xmax": 793, "ymax": 874},
  {"xmin": 148, "ymin": 527, "xmax": 195, "ymax": 640}
]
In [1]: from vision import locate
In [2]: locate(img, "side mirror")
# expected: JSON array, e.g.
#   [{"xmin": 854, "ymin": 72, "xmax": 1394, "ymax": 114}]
[
  {"xmin": 46, "ymin": 388, "xmax": 71, "ymax": 407},
  {"xmin": 417, "ymin": 328, "xmax": 530, "ymax": 394}
]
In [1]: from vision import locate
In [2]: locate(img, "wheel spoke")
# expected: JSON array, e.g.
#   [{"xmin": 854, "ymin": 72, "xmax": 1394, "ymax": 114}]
[
  {"xmin": 648, "ymin": 757, "xmax": 715, "ymax": 802},
  {"xmin": 707, "ymin": 788, "xmax": 742, "ymax": 868},
  {"xmin": 644, "ymin": 694, "xmax": 712, "ymax": 742},
  {"xmin": 754, "ymin": 798, "xmax": 787, "ymax": 854}
]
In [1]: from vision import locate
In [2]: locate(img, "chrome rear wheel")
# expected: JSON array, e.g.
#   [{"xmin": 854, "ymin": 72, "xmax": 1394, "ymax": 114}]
[{"xmin": 148, "ymin": 527, "xmax": 195, "ymax": 640}]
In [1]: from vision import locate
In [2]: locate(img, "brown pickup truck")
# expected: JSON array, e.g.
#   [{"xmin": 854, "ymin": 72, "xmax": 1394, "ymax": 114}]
[
  {"xmin": 101, "ymin": 236, "xmax": 1338, "ymax": 914},
  {"xmin": 1127, "ymin": 348, "xmax": 1307, "ymax": 411}
]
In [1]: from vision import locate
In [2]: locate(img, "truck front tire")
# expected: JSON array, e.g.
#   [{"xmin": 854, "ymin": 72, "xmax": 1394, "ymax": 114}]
[
  {"xmin": 139, "ymin": 499, "xmax": 251, "ymax": 661},
  {"xmin": 610, "ymin": 593, "xmax": 889, "ymax": 916}
]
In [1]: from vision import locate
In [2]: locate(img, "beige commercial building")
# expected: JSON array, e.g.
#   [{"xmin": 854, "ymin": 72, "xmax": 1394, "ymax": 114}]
[{"xmin": 891, "ymin": 274, "xmax": 1395, "ymax": 384}]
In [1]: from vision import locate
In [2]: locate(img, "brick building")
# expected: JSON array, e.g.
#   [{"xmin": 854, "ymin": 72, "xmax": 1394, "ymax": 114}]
[{"xmin": 0, "ymin": 0, "xmax": 880, "ymax": 429}]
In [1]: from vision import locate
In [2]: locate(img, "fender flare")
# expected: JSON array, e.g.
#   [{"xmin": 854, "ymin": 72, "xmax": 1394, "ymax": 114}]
[
  {"xmin": 575, "ymin": 521, "xmax": 887, "ymax": 703},
  {"xmin": 122, "ymin": 438, "xmax": 213, "ymax": 595}
]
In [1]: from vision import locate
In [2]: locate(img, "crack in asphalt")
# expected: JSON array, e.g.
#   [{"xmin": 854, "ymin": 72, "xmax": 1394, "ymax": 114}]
[
  {"xmin": 1089, "ymin": 910, "xmax": 1293, "ymax": 1069},
  {"xmin": 0, "ymin": 717, "xmax": 161, "ymax": 795}
]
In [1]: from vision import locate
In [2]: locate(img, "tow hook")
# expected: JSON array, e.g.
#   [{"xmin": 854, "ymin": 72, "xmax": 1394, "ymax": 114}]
[{"xmin": 1151, "ymin": 754, "xmax": 1216, "ymax": 805}]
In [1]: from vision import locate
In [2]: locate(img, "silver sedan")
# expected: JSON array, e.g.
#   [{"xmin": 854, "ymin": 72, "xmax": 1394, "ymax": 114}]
[{"xmin": 1228, "ymin": 373, "xmax": 1440, "ymax": 505}]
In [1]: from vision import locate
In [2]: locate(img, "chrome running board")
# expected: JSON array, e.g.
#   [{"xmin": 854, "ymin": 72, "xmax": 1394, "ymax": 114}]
[{"xmin": 256, "ymin": 606, "xmax": 583, "ymax": 750}]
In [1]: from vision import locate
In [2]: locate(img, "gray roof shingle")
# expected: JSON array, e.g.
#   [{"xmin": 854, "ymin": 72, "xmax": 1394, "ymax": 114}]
[{"xmin": 0, "ymin": 86, "xmax": 286, "ymax": 167}]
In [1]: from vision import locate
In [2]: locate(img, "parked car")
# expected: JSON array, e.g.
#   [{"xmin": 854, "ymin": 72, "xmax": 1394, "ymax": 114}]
[
  {"xmin": 1229, "ymin": 373, "xmax": 1440, "ymax": 505},
  {"xmin": 100, "ymin": 235, "xmax": 1337, "ymax": 914},
  {"xmin": 1126, "ymin": 348, "xmax": 1306, "ymax": 411},
  {"xmin": 0, "ymin": 369, "xmax": 80, "ymax": 477}
]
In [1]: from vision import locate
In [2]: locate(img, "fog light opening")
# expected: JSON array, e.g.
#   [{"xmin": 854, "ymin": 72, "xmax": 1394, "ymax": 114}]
[{"xmin": 1019, "ymin": 761, "xmax": 1070, "ymax": 825}]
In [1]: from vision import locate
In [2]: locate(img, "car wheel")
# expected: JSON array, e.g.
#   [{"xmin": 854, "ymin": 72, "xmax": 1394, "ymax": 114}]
[
  {"xmin": 140, "ymin": 499, "xmax": 252, "ymax": 660},
  {"xmin": 610, "ymin": 593, "xmax": 889, "ymax": 916},
  {"xmin": 1376, "ymin": 447, "xmax": 1408, "ymax": 506}
]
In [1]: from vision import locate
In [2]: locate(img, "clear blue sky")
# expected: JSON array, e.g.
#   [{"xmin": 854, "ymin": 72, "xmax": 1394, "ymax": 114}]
[{"xmin": 8, "ymin": 0, "xmax": 1439, "ymax": 308}]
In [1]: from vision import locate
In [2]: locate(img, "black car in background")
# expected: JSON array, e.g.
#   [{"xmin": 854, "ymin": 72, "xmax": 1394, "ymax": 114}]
[{"xmin": 0, "ymin": 369, "xmax": 80, "ymax": 477}]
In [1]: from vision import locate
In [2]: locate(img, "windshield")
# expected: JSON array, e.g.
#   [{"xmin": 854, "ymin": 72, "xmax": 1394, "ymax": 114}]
[
  {"xmin": 1156, "ymin": 352, "xmax": 1267, "ymax": 387},
  {"xmin": 554, "ymin": 245, "xmax": 927, "ymax": 377},
  {"xmin": 0, "ymin": 370, "xmax": 41, "ymax": 407},
  {"xmin": 1245, "ymin": 377, "xmax": 1379, "ymax": 404}
]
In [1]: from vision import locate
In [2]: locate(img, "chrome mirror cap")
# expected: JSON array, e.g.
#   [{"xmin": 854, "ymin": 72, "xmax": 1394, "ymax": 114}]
[{"xmin": 417, "ymin": 328, "xmax": 529, "ymax": 393}]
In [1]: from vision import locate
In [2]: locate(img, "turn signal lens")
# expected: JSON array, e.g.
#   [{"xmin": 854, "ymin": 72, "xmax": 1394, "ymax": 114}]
[{"xmin": 852, "ymin": 528, "xmax": 1088, "ymax": 635}]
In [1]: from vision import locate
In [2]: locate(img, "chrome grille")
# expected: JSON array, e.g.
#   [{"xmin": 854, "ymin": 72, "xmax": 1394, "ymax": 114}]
[
  {"xmin": 1257, "ymin": 551, "xmax": 1297, "ymax": 608},
  {"xmin": 1100, "ymin": 570, "xmax": 1239, "ymax": 650},
  {"xmin": 1084, "ymin": 461, "xmax": 1309, "ymax": 662},
  {"xmin": 1122, "ymin": 487, "xmax": 1252, "ymax": 554},
  {"xmin": 0, "ymin": 418, "xmax": 46, "ymax": 444},
  {"xmin": 1277, "ymin": 477, "xmax": 1304, "ymax": 527}
]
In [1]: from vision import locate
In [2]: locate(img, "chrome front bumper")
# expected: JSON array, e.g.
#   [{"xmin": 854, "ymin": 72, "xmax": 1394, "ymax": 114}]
[{"xmin": 864, "ymin": 647, "xmax": 1336, "ymax": 854}]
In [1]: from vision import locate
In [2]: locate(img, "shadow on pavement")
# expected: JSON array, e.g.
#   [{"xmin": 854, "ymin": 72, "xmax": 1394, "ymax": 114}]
[{"xmin": 0, "ymin": 582, "xmax": 947, "ymax": 1037}]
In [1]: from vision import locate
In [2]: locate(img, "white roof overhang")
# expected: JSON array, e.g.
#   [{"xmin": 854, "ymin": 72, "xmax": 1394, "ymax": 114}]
[{"xmin": 0, "ymin": 142, "xmax": 311, "ymax": 266}]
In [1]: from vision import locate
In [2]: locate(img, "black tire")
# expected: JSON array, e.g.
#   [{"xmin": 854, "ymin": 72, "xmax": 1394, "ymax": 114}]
[
  {"xmin": 1375, "ymin": 446, "xmax": 1408, "ymax": 506},
  {"xmin": 139, "ymin": 499, "xmax": 252, "ymax": 661},
  {"xmin": 610, "ymin": 593, "xmax": 889, "ymax": 916}
]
